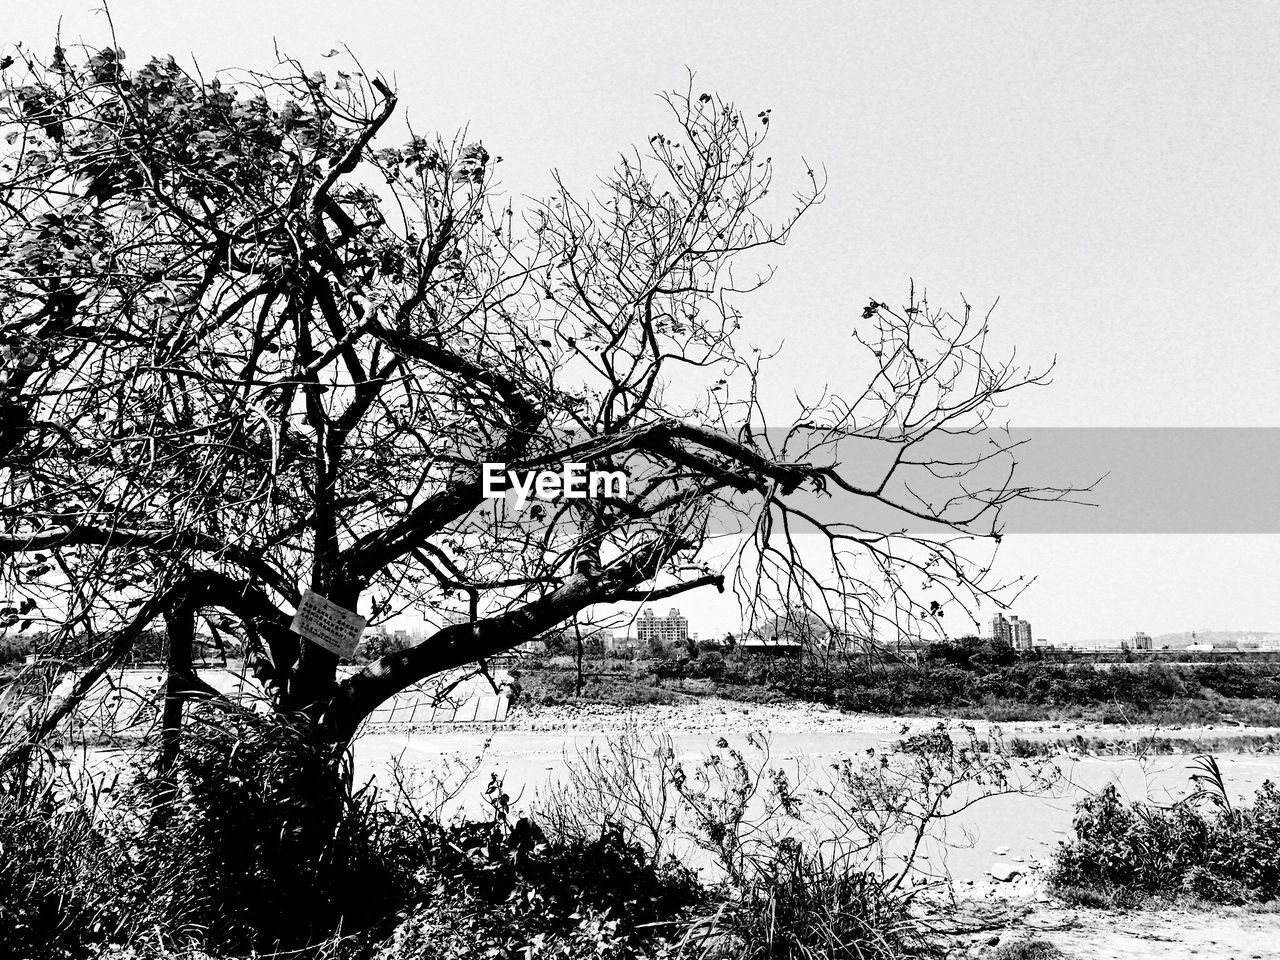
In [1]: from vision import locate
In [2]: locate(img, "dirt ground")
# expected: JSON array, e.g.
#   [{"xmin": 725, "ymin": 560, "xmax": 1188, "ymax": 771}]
[{"xmin": 946, "ymin": 898, "xmax": 1280, "ymax": 959}]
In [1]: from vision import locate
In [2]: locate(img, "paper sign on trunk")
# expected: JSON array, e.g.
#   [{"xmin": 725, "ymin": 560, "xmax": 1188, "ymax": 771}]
[{"xmin": 290, "ymin": 589, "xmax": 366, "ymax": 660}]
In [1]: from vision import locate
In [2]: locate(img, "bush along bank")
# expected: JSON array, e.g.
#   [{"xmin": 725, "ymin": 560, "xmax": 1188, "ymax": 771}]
[{"xmin": 1050, "ymin": 756, "xmax": 1280, "ymax": 906}]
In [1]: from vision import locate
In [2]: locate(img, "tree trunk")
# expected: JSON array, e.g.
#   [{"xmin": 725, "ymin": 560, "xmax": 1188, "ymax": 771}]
[
  {"xmin": 280, "ymin": 574, "xmax": 359, "ymax": 718},
  {"xmin": 158, "ymin": 602, "xmax": 196, "ymax": 777}
]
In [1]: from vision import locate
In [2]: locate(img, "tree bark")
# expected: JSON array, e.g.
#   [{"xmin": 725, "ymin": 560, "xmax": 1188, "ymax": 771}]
[{"xmin": 158, "ymin": 601, "xmax": 196, "ymax": 778}]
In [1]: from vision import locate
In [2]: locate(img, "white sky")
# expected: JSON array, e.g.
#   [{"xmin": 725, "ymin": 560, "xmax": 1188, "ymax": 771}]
[{"xmin": 8, "ymin": 1, "xmax": 1280, "ymax": 641}]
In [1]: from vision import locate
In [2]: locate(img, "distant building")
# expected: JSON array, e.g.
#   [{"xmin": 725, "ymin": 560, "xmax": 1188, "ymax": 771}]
[
  {"xmin": 733, "ymin": 612, "xmax": 833, "ymax": 660},
  {"xmin": 1129, "ymin": 631, "xmax": 1152, "ymax": 652},
  {"xmin": 636, "ymin": 607, "xmax": 689, "ymax": 654},
  {"xmin": 1010, "ymin": 617, "xmax": 1034, "ymax": 651},
  {"xmin": 989, "ymin": 613, "xmax": 1034, "ymax": 650},
  {"xmin": 1239, "ymin": 636, "xmax": 1280, "ymax": 651},
  {"xmin": 988, "ymin": 614, "xmax": 1012, "ymax": 644},
  {"xmin": 756, "ymin": 612, "xmax": 834, "ymax": 649}
]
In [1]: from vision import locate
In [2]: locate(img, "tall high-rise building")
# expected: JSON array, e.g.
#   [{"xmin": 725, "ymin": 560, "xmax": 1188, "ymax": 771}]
[
  {"xmin": 636, "ymin": 607, "xmax": 689, "ymax": 653},
  {"xmin": 988, "ymin": 613, "xmax": 1034, "ymax": 650},
  {"xmin": 1010, "ymin": 616, "xmax": 1034, "ymax": 651},
  {"xmin": 988, "ymin": 613, "xmax": 1013, "ymax": 644}
]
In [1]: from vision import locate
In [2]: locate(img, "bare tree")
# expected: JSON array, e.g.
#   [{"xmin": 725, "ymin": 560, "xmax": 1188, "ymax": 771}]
[{"xmin": 0, "ymin": 40, "xmax": 1072, "ymax": 761}]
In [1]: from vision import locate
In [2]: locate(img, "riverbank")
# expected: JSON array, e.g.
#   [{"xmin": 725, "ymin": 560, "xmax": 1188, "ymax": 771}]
[
  {"xmin": 926, "ymin": 858, "xmax": 1280, "ymax": 959},
  {"xmin": 948, "ymin": 895, "xmax": 1280, "ymax": 959},
  {"xmin": 41, "ymin": 694, "xmax": 1280, "ymax": 960},
  {"xmin": 364, "ymin": 695, "xmax": 1280, "ymax": 755},
  {"xmin": 512, "ymin": 649, "xmax": 1280, "ymax": 726}
]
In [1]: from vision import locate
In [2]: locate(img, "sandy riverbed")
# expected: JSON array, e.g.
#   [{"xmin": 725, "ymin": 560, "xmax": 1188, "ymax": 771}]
[
  {"xmin": 361, "ymin": 694, "xmax": 1280, "ymax": 742},
  {"xmin": 59, "ymin": 692, "xmax": 1280, "ymax": 959},
  {"xmin": 351, "ymin": 698, "xmax": 1280, "ymax": 885},
  {"xmin": 349, "ymin": 700, "xmax": 1280, "ymax": 958}
]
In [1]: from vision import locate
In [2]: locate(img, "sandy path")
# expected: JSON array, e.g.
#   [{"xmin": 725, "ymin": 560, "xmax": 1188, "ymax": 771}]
[{"xmin": 956, "ymin": 903, "xmax": 1280, "ymax": 959}]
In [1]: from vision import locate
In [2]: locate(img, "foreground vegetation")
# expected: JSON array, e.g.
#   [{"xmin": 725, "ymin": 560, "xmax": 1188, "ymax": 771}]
[
  {"xmin": 2, "ymin": 707, "xmax": 1053, "ymax": 960},
  {"xmin": 514, "ymin": 640, "xmax": 1280, "ymax": 725},
  {"xmin": 7, "ymin": 695, "xmax": 1279, "ymax": 959},
  {"xmin": 1051, "ymin": 756, "xmax": 1280, "ymax": 907}
]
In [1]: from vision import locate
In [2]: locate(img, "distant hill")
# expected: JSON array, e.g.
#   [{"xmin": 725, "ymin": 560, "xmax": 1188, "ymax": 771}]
[
  {"xmin": 1151, "ymin": 629, "xmax": 1280, "ymax": 649},
  {"xmin": 751, "ymin": 611, "xmax": 832, "ymax": 642},
  {"xmin": 1071, "ymin": 629, "xmax": 1280, "ymax": 649}
]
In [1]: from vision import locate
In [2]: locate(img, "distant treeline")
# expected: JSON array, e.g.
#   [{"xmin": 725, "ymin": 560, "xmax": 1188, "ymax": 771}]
[
  {"xmin": 1041, "ymin": 648, "xmax": 1280, "ymax": 665},
  {"xmin": 647, "ymin": 636, "xmax": 1280, "ymax": 723},
  {"xmin": 0, "ymin": 627, "xmax": 235, "ymax": 671},
  {"xmin": 0, "ymin": 633, "xmax": 27, "ymax": 667}
]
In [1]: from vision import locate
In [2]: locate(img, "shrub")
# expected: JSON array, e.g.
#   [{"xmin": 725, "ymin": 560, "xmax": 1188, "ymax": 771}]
[
  {"xmin": 0, "ymin": 703, "xmax": 425, "ymax": 958},
  {"xmin": 990, "ymin": 938, "xmax": 1064, "ymax": 960},
  {"xmin": 724, "ymin": 847, "xmax": 928, "ymax": 960},
  {"xmin": 1050, "ymin": 758, "xmax": 1280, "ymax": 904},
  {"xmin": 112, "ymin": 703, "xmax": 422, "ymax": 952},
  {"xmin": 379, "ymin": 815, "xmax": 704, "ymax": 960},
  {"xmin": 0, "ymin": 771, "xmax": 118, "ymax": 960},
  {"xmin": 536, "ymin": 726, "xmax": 1055, "ymax": 959},
  {"xmin": 2, "ymin": 712, "xmax": 712, "ymax": 960}
]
